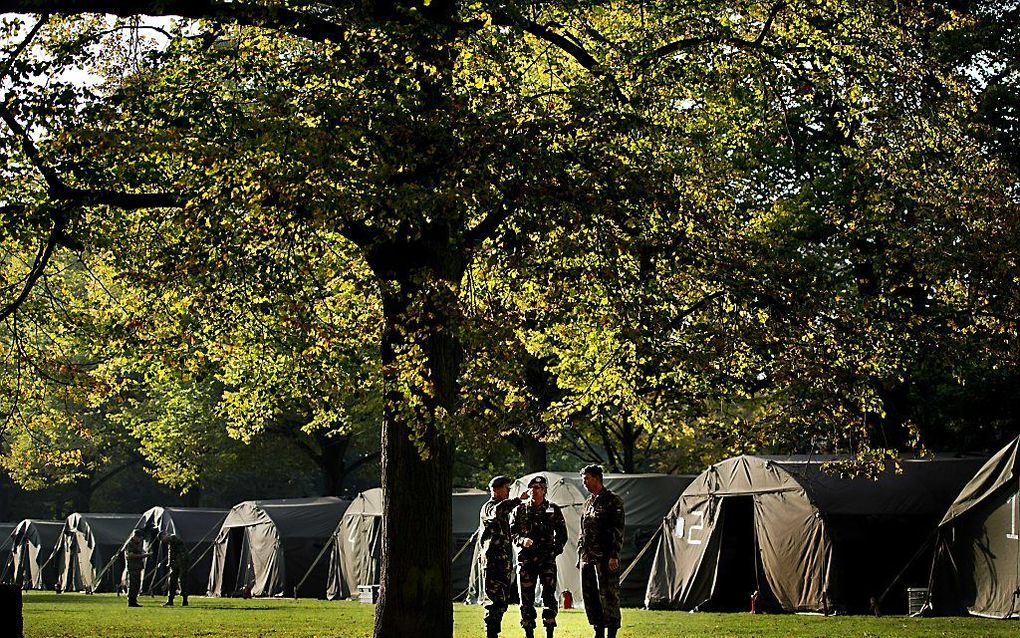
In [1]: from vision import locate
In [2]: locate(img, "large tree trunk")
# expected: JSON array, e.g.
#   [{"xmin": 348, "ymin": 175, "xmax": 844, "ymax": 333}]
[{"xmin": 371, "ymin": 242, "xmax": 462, "ymax": 638}]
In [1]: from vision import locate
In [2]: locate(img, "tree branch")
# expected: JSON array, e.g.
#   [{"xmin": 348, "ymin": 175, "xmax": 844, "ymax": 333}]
[
  {"xmin": 0, "ymin": 1, "xmax": 355, "ymax": 43},
  {"xmin": 0, "ymin": 217, "xmax": 62, "ymax": 322},
  {"xmin": 0, "ymin": 12, "xmax": 49, "ymax": 82},
  {"xmin": 485, "ymin": 9, "xmax": 630, "ymax": 103}
]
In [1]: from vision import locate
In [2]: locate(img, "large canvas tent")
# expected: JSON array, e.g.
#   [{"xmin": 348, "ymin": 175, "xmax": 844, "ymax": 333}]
[
  {"xmin": 646, "ymin": 455, "xmax": 986, "ymax": 614},
  {"xmin": 466, "ymin": 472, "xmax": 694, "ymax": 608},
  {"xmin": 925, "ymin": 435, "xmax": 1020, "ymax": 619},
  {"xmin": 130, "ymin": 506, "xmax": 227, "ymax": 597},
  {"xmin": 207, "ymin": 496, "xmax": 350, "ymax": 598},
  {"xmin": 0, "ymin": 522, "xmax": 15, "ymax": 581},
  {"xmin": 54, "ymin": 513, "xmax": 138, "ymax": 593},
  {"xmin": 7, "ymin": 520, "xmax": 64, "ymax": 589},
  {"xmin": 324, "ymin": 488, "xmax": 489, "ymax": 601}
]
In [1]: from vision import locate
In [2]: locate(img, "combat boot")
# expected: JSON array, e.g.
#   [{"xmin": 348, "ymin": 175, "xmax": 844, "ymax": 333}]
[
  {"xmin": 607, "ymin": 628, "xmax": 618, "ymax": 638},
  {"xmin": 182, "ymin": 595, "xmax": 189, "ymax": 607},
  {"xmin": 592, "ymin": 626, "xmax": 605, "ymax": 638}
]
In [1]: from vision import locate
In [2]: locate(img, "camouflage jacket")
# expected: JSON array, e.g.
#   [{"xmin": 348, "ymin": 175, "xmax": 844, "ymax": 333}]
[
  {"xmin": 124, "ymin": 534, "xmax": 148, "ymax": 571},
  {"xmin": 509, "ymin": 500, "xmax": 567, "ymax": 564},
  {"xmin": 165, "ymin": 534, "xmax": 190, "ymax": 569},
  {"xmin": 479, "ymin": 497, "xmax": 521, "ymax": 567},
  {"xmin": 579, "ymin": 487, "xmax": 625, "ymax": 563}
]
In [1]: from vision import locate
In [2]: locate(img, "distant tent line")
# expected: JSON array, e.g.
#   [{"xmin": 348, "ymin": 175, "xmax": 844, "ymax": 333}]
[{"xmin": 1, "ymin": 449, "xmax": 1018, "ymax": 620}]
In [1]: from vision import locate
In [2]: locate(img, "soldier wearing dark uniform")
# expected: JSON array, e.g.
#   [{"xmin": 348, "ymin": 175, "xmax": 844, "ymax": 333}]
[
  {"xmin": 479, "ymin": 475, "xmax": 525, "ymax": 638},
  {"xmin": 160, "ymin": 530, "xmax": 191, "ymax": 607},
  {"xmin": 579, "ymin": 464, "xmax": 626, "ymax": 638},
  {"xmin": 123, "ymin": 528, "xmax": 151, "ymax": 608},
  {"xmin": 510, "ymin": 475, "xmax": 568, "ymax": 638}
]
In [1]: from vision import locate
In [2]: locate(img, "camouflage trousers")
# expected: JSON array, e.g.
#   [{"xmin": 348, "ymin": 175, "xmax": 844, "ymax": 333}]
[
  {"xmin": 126, "ymin": 568, "xmax": 143, "ymax": 605},
  {"xmin": 483, "ymin": 562, "xmax": 513, "ymax": 631},
  {"xmin": 581, "ymin": 561, "xmax": 620, "ymax": 629},
  {"xmin": 517, "ymin": 560, "xmax": 558, "ymax": 629},
  {"xmin": 167, "ymin": 563, "xmax": 189, "ymax": 603}
]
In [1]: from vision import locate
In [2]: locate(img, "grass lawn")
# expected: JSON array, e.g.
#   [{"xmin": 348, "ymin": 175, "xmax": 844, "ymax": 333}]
[{"xmin": 20, "ymin": 592, "xmax": 1018, "ymax": 638}]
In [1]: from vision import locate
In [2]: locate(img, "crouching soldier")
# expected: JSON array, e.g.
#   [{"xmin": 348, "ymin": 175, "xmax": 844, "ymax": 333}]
[
  {"xmin": 160, "ymin": 530, "xmax": 190, "ymax": 607},
  {"xmin": 579, "ymin": 464, "xmax": 626, "ymax": 638},
  {"xmin": 510, "ymin": 475, "xmax": 568, "ymax": 638}
]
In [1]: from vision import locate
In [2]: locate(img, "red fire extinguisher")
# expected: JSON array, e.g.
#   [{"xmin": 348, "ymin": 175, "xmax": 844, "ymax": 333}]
[{"xmin": 562, "ymin": 590, "xmax": 573, "ymax": 609}]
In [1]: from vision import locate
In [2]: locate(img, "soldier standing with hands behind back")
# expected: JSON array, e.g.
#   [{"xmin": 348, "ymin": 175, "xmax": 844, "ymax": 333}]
[
  {"xmin": 579, "ymin": 464, "xmax": 626, "ymax": 638},
  {"xmin": 510, "ymin": 475, "xmax": 568, "ymax": 638}
]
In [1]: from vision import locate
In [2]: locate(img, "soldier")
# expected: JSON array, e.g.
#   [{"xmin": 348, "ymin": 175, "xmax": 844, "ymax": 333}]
[
  {"xmin": 579, "ymin": 464, "xmax": 625, "ymax": 638},
  {"xmin": 159, "ymin": 530, "xmax": 191, "ymax": 607},
  {"xmin": 510, "ymin": 475, "xmax": 568, "ymax": 638},
  {"xmin": 479, "ymin": 476, "xmax": 527, "ymax": 638},
  {"xmin": 123, "ymin": 528, "xmax": 151, "ymax": 608}
]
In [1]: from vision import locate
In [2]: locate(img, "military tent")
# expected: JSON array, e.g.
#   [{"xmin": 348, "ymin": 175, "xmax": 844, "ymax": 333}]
[
  {"xmin": 0, "ymin": 522, "xmax": 16, "ymax": 581},
  {"xmin": 467, "ymin": 472, "xmax": 694, "ymax": 608},
  {"xmin": 207, "ymin": 496, "xmax": 350, "ymax": 598},
  {"xmin": 54, "ymin": 513, "xmax": 138, "ymax": 593},
  {"xmin": 645, "ymin": 455, "xmax": 986, "ymax": 614},
  {"xmin": 324, "ymin": 488, "xmax": 489, "ymax": 601},
  {"xmin": 925, "ymin": 436, "xmax": 1020, "ymax": 618},
  {"xmin": 6, "ymin": 520, "xmax": 64, "ymax": 589},
  {"xmin": 130, "ymin": 506, "xmax": 227, "ymax": 597}
]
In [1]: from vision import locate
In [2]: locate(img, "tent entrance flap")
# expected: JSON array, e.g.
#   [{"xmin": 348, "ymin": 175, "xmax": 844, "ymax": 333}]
[{"xmin": 703, "ymin": 497, "xmax": 777, "ymax": 612}]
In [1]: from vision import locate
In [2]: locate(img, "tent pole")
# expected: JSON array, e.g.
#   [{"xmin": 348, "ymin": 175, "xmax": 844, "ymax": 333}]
[
  {"xmin": 619, "ymin": 522, "xmax": 663, "ymax": 584},
  {"xmin": 876, "ymin": 528, "xmax": 937, "ymax": 607},
  {"xmin": 292, "ymin": 530, "xmax": 341, "ymax": 599},
  {"xmin": 450, "ymin": 529, "xmax": 479, "ymax": 566}
]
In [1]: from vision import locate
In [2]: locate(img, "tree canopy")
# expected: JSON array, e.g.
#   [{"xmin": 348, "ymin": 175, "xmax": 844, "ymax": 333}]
[{"xmin": 1, "ymin": 2, "xmax": 1018, "ymax": 637}]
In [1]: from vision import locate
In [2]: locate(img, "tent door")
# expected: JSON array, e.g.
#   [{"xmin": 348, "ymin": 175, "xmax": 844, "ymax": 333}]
[
  {"xmin": 219, "ymin": 527, "xmax": 247, "ymax": 595},
  {"xmin": 705, "ymin": 496, "xmax": 777, "ymax": 612}
]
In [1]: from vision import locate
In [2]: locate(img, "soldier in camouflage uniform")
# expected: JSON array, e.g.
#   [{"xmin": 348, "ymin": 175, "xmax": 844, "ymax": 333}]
[
  {"xmin": 579, "ymin": 464, "xmax": 626, "ymax": 638},
  {"xmin": 510, "ymin": 475, "xmax": 568, "ymax": 638},
  {"xmin": 479, "ymin": 475, "xmax": 526, "ymax": 638},
  {"xmin": 159, "ymin": 530, "xmax": 191, "ymax": 607},
  {"xmin": 123, "ymin": 528, "xmax": 151, "ymax": 608}
]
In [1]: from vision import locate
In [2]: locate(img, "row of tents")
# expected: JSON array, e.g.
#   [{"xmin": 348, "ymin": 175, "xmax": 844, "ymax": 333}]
[{"xmin": 1, "ymin": 436, "xmax": 1018, "ymax": 618}]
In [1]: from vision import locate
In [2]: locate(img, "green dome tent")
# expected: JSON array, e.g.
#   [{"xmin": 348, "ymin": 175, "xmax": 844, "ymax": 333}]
[
  {"xmin": 207, "ymin": 497, "xmax": 350, "ymax": 598},
  {"xmin": 645, "ymin": 455, "xmax": 985, "ymax": 614},
  {"xmin": 926, "ymin": 435, "xmax": 1020, "ymax": 619},
  {"xmin": 54, "ymin": 513, "xmax": 139, "ymax": 593},
  {"xmin": 129, "ymin": 506, "xmax": 227, "ymax": 597},
  {"xmin": 322, "ymin": 488, "xmax": 489, "ymax": 601},
  {"xmin": 7, "ymin": 520, "xmax": 63, "ymax": 590},
  {"xmin": 0, "ymin": 522, "xmax": 16, "ymax": 582}
]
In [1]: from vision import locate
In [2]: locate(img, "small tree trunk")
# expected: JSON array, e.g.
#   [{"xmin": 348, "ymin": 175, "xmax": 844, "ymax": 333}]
[
  {"xmin": 71, "ymin": 477, "xmax": 93, "ymax": 513},
  {"xmin": 511, "ymin": 435, "xmax": 548, "ymax": 473},
  {"xmin": 312, "ymin": 431, "xmax": 353, "ymax": 497}
]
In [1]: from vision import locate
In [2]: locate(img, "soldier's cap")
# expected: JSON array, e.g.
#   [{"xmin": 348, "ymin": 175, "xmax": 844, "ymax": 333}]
[
  {"xmin": 581, "ymin": 464, "xmax": 604, "ymax": 480},
  {"xmin": 488, "ymin": 475, "xmax": 513, "ymax": 489},
  {"xmin": 527, "ymin": 475, "xmax": 548, "ymax": 488}
]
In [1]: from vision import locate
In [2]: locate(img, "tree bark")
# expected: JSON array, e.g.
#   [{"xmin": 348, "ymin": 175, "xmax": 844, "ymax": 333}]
[
  {"xmin": 71, "ymin": 477, "xmax": 93, "ymax": 513},
  {"xmin": 372, "ymin": 263, "xmax": 460, "ymax": 638},
  {"xmin": 510, "ymin": 434, "xmax": 548, "ymax": 473}
]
